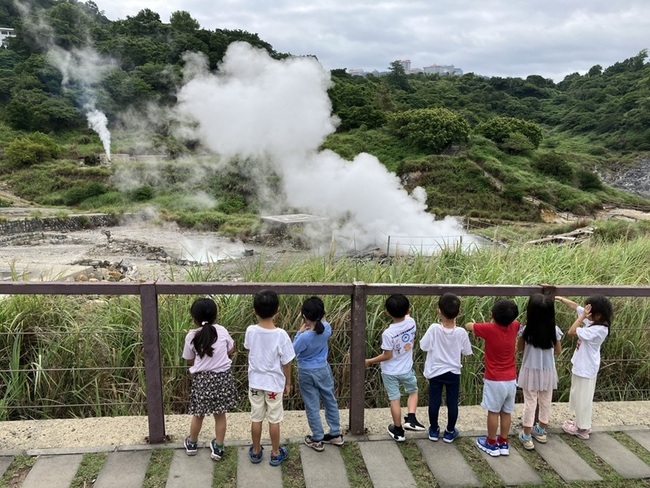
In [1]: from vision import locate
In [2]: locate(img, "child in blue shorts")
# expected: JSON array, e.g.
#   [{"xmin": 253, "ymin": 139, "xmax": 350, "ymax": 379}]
[{"xmin": 366, "ymin": 294, "xmax": 426, "ymax": 441}]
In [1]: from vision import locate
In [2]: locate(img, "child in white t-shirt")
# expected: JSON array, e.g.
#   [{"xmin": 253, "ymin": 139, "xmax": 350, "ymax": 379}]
[
  {"xmin": 244, "ymin": 290, "xmax": 296, "ymax": 466},
  {"xmin": 556, "ymin": 295, "xmax": 612, "ymax": 440},
  {"xmin": 365, "ymin": 294, "xmax": 425, "ymax": 442},
  {"xmin": 420, "ymin": 293, "xmax": 472, "ymax": 443}
]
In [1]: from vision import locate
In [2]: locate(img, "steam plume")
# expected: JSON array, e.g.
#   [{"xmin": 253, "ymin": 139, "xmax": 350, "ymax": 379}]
[{"xmin": 176, "ymin": 43, "xmax": 467, "ymax": 252}]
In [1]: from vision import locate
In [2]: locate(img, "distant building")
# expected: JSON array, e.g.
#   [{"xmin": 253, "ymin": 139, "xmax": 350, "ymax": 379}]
[
  {"xmin": 423, "ymin": 63, "xmax": 463, "ymax": 76},
  {"xmin": 346, "ymin": 59, "xmax": 463, "ymax": 77},
  {"xmin": 398, "ymin": 59, "xmax": 411, "ymax": 71},
  {"xmin": 0, "ymin": 27, "xmax": 15, "ymax": 48}
]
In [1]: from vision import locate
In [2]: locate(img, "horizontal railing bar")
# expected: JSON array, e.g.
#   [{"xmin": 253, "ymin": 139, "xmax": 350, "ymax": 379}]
[
  {"xmin": 153, "ymin": 282, "xmax": 355, "ymax": 294},
  {"xmin": 2, "ymin": 281, "xmax": 650, "ymax": 297}
]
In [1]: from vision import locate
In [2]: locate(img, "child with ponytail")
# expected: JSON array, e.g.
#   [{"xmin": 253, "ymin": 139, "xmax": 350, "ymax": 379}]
[
  {"xmin": 182, "ymin": 297, "xmax": 239, "ymax": 460},
  {"xmin": 293, "ymin": 296, "xmax": 344, "ymax": 451}
]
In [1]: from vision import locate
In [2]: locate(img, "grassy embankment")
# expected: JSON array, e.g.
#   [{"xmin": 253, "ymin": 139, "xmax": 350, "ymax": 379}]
[{"xmin": 1, "ymin": 232, "xmax": 649, "ymax": 420}]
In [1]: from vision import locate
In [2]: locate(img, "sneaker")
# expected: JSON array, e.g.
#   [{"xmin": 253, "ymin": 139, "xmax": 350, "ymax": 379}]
[
  {"xmin": 428, "ymin": 426, "xmax": 440, "ymax": 442},
  {"xmin": 304, "ymin": 435, "xmax": 325, "ymax": 452},
  {"xmin": 387, "ymin": 424, "xmax": 406, "ymax": 442},
  {"xmin": 563, "ymin": 421, "xmax": 590, "ymax": 439},
  {"xmin": 269, "ymin": 446, "xmax": 289, "ymax": 466},
  {"xmin": 499, "ymin": 440, "xmax": 510, "ymax": 456},
  {"xmin": 248, "ymin": 445, "xmax": 263, "ymax": 464},
  {"xmin": 403, "ymin": 416, "xmax": 426, "ymax": 431},
  {"xmin": 184, "ymin": 436, "xmax": 198, "ymax": 456},
  {"xmin": 209, "ymin": 439, "xmax": 224, "ymax": 460},
  {"xmin": 519, "ymin": 432, "xmax": 535, "ymax": 450},
  {"xmin": 323, "ymin": 433, "xmax": 344, "ymax": 446},
  {"xmin": 531, "ymin": 423, "xmax": 548, "ymax": 443},
  {"xmin": 476, "ymin": 436, "xmax": 500, "ymax": 457},
  {"xmin": 443, "ymin": 428, "xmax": 460, "ymax": 443}
]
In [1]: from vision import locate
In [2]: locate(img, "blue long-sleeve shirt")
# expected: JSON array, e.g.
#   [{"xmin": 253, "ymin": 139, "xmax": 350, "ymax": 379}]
[{"xmin": 292, "ymin": 321, "xmax": 332, "ymax": 369}]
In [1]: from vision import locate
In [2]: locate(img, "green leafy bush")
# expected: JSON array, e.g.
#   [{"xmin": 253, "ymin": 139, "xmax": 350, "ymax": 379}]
[
  {"xmin": 62, "ymin": 182, "xmax": 109, "ymax": 205},
  {"xmin": 500, "ymin": 132, "xmax": 535, "ymax": 154},
  {"xmin": 577, "ymin": 169, "xmax": 603, "ymax": 191},
  {"xmin": 4, "ymin": 132, "xmax": 61, "ymax": 167},
  {"xmin": 388, "ymin": 108, "xmax": 470, "ymax": 153},
  {"xmin": 129, "ymin": 185, "xmax": 155, "ymax": 202},
  {"xmin": 476, "ymin": 116, "xmax": 543, "ymax": 149},
  {"xmin": 534, "ymin": 152, "xmax": 574, "ymax": 182}
]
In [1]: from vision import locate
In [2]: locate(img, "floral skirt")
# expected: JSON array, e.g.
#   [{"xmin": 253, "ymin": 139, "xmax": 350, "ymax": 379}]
[{"xmin": 188, "ymin": 370, "xmax": 239, "ymax": 416}]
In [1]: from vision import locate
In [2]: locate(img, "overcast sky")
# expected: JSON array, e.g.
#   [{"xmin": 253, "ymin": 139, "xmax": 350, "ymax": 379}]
[{"xmin": 97, "ymin": 0, "xmax": 648, "ymax": 81}]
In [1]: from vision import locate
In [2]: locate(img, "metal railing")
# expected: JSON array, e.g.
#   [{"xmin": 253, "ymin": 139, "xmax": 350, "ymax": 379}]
[{"xmin": 1, "ymin": 281, "xmax": 649, "ymax": 443}]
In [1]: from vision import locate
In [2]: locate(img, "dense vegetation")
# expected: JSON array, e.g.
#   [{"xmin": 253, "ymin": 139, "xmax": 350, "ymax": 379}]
[{"xmin": 0, "ymin": 1, "xmax": 649, "ymax": 227}]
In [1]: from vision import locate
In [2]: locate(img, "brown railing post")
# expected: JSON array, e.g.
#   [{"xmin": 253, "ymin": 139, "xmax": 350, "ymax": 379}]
[
  {"xmin": 349, "ymin": 281, "xmax": 367, "ymax": 435},
  {"xmin": 140, "ymin": 282, "xmax": 166, "ymax": 443}
]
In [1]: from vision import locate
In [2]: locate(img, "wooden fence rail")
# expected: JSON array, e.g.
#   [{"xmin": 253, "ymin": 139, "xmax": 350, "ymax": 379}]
[{"xmin": 1, "ymin": 281, "xmax": 649, "ymax": 443}]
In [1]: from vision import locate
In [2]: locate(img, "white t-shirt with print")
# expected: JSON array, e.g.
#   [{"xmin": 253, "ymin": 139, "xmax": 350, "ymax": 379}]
[
  {"xmin": 244, "ymin": 325, "xmax": 296, "ymax": 393},
  {"xmin": 420, "ymin": 323, "xmax": 472, "ymax": 378},
  {"xmin": 380, "ymin": 316, "xmax": 417, "ymax": 375},
  {"xmin": 182, "ymin": 324, "xmax": 234, "ymax": 374},
  {"xmin": 571, "ymin": 307, "xmax": 608, "ymax": 378}
]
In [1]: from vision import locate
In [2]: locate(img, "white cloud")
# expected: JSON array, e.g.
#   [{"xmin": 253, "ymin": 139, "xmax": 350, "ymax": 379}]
[{"xmin": 99, "ymin": 0, "xmax": 649, "ymax": 80}]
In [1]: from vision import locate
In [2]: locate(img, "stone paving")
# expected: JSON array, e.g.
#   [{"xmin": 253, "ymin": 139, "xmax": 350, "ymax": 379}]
[{"xmin": 3, "ymin": 426, "xmax": 650, "ymax": 487}]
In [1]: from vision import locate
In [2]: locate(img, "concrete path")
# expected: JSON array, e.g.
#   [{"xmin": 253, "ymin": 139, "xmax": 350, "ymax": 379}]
[{"xmin": 1, "ymin": 428, "xmax": 650, "ymax": 486}]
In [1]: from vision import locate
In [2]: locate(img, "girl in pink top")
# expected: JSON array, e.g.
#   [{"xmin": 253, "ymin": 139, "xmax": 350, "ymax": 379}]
[{"xmin": 182, "ymin": 297, "xmax": 239, "ymax": 460}]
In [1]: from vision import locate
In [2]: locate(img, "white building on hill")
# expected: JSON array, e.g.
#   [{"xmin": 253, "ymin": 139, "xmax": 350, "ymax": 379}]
[{"xmin": 0, "ymin": 27, "xmax": 15, "ymax": 48}]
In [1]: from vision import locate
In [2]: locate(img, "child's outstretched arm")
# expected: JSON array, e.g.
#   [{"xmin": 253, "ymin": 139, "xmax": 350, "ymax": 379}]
[
  {"xmin": 567, "ymin": 304, "xmax": 591, "ymax": 336},
  {"xmin": 464, "ymin": 322, "xmax": 476, "ymax": 333},
  {"xmin": 365, "ymin": 349, "xmax": 393, "ymax": 368},
  {"xmin": 556, "ymin": 296, "xmax": 579, "ymax": 310}
]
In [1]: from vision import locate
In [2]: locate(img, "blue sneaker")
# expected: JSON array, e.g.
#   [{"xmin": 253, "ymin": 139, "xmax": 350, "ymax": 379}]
[
  {"xmin": 476, "ymin": 436, "xmax": 500, "ymax": 457},
  {"xmin": 428, "ymin": 426, "xmax": 440, "ymax": 442},
  {"xmin": 499, "ymin": 440, "xmax": 510, "ymax": 456},
  {"xmin": 443, "ymin": 428, "xmax": 459, "ymax": 443},
  {"xmin": 269, "ymin": 446, "xmax": 289, "ymax": 466}
]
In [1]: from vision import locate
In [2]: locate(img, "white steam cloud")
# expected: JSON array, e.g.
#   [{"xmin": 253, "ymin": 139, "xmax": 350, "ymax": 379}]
[
  {"xmin": 17, "ymin": 2, "xmax": 113, "ymax": 161},
  {"xmin": 86, "ymin": 108, "xmax": 111, "ymax": 160},
  {"xmin": 176, "ymin": 43, "xmax": 467, "ymax": 252}
]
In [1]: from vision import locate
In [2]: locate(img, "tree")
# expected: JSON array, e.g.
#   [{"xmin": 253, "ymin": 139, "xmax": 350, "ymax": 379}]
[
  {"xmin": 386, "ymin": 60, "xmax": 411, "ymax": 92},
  {"xmin": 388, "ymin": 108, "xmax": 470, "ymax": 153},
  {"xmin": 170, "ymin": 11, "xmax": 200, "ymax": 32}
]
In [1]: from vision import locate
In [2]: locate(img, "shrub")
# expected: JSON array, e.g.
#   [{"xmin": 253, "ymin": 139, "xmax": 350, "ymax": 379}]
[
  {"xmin": 534, "ymin": 152, "xmax": 574, "ymax": 183},
  {"xmin": 62, "ymin": 182, "xmax": 109, "ymax": 205},
  {"xmin": 476, "ymin": 116, "xmax": 543, "ymax": 149},
  {"xmin": 500, "ymin": 133, "xmax": 535, "ymax": 154},
  {"xmin": 129, "ymin": 185, "xmax": 155, "ymax": 202},
  {"xmin": 577, "ymin": 169, "xmax": 603, "ymax": 191},
  {"xmin": 388, "ymin": 108, "xmax": 470, "ymax": 153},
  {"xmin": 5, "ymin": 132, "xmax": 61, "ymax": 167}
]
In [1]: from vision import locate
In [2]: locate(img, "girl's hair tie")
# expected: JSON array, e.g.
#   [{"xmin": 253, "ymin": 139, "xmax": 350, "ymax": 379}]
[{"xmin": 201, "ymin": 321, "xmax": 208, "ymax": 326}]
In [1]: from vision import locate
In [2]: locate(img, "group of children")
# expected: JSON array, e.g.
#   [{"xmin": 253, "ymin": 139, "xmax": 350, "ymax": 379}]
[
  {"xmin": 180, "ymin": 289, "xmax": 612, "ymax": 465},
  {"xmin": 182, "ymin": 290, "xmax": 343, "ymax": 467}
]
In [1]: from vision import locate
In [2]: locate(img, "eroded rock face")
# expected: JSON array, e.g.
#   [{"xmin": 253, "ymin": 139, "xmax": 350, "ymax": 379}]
[{"xmin": 605, "ymin": 158, "xmax": 650, "ymax": 198}]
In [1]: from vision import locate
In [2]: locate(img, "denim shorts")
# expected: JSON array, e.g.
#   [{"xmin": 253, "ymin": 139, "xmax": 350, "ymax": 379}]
[
  {"xmin": 481, "ymin": 379, "xmax": 517, "ymax": 413},
  {"xmin": 381, "ymin": 370, "xmax": 418, "ymax": 401}
]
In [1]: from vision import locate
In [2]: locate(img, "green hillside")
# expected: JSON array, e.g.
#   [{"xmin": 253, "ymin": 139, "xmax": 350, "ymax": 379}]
[{"xmin": 1, "ymin": 1, "xmax": 649, "ymax": 234}]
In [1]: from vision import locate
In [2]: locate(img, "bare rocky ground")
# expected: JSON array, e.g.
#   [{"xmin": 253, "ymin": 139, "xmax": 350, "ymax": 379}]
[{"xmin": 0, "ymin": 213, "xmax": 310, "ymax": 283}]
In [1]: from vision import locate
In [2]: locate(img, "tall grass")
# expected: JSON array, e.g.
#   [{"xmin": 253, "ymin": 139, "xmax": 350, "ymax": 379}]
[{"xmin": 1, "ymin": 238, "xmax": 649, "ymax": 419}]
